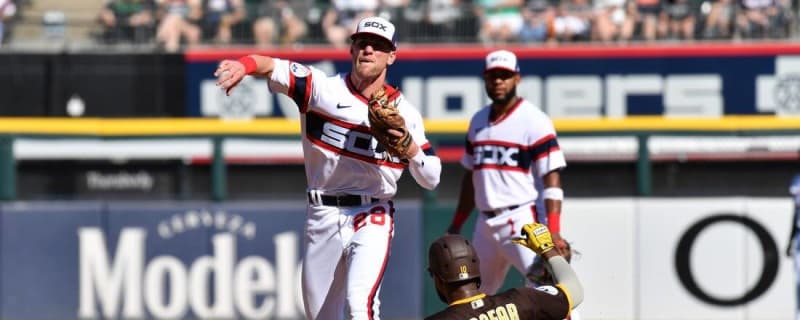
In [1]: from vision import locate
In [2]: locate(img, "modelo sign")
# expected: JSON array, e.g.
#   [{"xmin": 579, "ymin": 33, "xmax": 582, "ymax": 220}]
[
  {"xmin": 0, "ymin": 201, "xmax": 423, "ymax": 320},
  {"xmin": 77, "ymin": 221, "xmax": 302, "ymax": 319},
  {"xmin": 185, "ymin": 44, "xmax": 800, "ymax": 119}
]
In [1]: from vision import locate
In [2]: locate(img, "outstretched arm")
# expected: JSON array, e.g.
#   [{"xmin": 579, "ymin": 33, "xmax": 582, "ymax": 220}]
[
  {"xmin": 541, "ymin": 250, "xmax": 583, "ymax": 308},
  {"xmin": 514, "ymin": 223, "xmax": 584, "ymax": 308},
  {"xmin": 214, "ymin": 55, "xmax": 276, "ymax": 96}
]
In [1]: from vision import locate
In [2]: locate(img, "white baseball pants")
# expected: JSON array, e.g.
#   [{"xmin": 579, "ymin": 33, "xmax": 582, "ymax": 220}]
[{"xmin": 302, "ymin": 201, "xmax": 395, "ymax": 320}]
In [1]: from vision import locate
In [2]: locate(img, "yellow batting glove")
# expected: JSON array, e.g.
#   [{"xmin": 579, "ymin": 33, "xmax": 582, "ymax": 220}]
[{"xmin": 512, "ymin": 223, "xmax": 555, "ymax": 255}]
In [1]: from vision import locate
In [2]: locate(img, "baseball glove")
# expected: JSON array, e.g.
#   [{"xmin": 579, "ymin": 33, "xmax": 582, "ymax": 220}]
[
  {"xmin": 368, "ymin": 87, "xmax": 412, "ymax": 159},
  {"xmin": 512, "ymin": 223, "xmax": 555, "ymax": 255},
  {"xmin": 527, "ymin": 241, "xmax": 575, "ymax": 285}
]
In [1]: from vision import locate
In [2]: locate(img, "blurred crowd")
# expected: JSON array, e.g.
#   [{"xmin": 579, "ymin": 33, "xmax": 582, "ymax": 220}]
[
  {"xmin": 0, "ymin": 0, "xmax": 798, "ymax": 50},
  {"xmin": 0, "ymin": 0, "xmax": 16, "ymax": 45}
]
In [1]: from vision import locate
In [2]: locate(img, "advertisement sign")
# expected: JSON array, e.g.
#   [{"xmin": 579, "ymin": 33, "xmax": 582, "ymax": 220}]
[
  {"xmin": 0, "ymin": 200, "xmax": 423, "ymax": 320},
  {"xmin": 1, "ymin": 202, "xmax": 104, "ymax": 319},
  {"xmin": 0, "ymin": 198, "xmax": 794, "ymax": 319},
  {"xmin": 185, "ymin": 45, "xmax": 800, "ymax": 119},
  {"xmin": 564, "ymin": 198, "xmax": 794, "ymax": 320}
]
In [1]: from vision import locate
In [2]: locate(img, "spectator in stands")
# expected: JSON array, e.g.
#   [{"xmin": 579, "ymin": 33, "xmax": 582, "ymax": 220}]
[
  {"xmin": 199, "ymin": 0, "xmax": 245, "ymax": 44},
  {"xmin": 99, "ymin": 0, "xmax": 157, "ymax": 44},
  {"xmin": 475, "ymin": 0, "xmax": 525, "ymax": 44},
  {"xmin": 736, "ymin": 0, "xmax": 783, "ymax": 38},
  {"xmin": 155, "ymin": 0, "xmax": 202, "ymax": 52},
  {"xmin": 594, "ymin": 0, "xmax": 635, "ymax": 42},
  {"xmin": 773, "ymin": 0, "xmax": 794, "ymax": 37},
  {"xmin": 551, "ymin": 0, "xmax": 594, "ymax": 42},
  {"xmin": 664, "ymin": 0, "xmax": 696, "ymax": 39},
  {"xmin": 378, "ymin": 0, "xmax": 412, "ymax": 41},
  {"xmin": 251, "ymin": 0, "xmax": 310, "ymax": 47},
  {"xmin": 632, "ymin": 0, "xmax": 664, "ymax": 41},
  {"xmin": 519, "ymin": 0, "xmax": 554, "ymax": 43},
  {"xmin": 379, "ymin": 0, "xmax": 411, "ymax": 21},
  {"xmin": 321, "ymin": 0, "xmax": 378, "ymax": 47},
  {"xmin": 423, "ymin": 0, "xmax": 470, "ymax": 43},
  {"xmin": 0, "ymin": 0, "xmax": 16, "ymax": 46},
  {"xmin": 701, "ymin": 0, "xmax": 734, "ymax": 38}
]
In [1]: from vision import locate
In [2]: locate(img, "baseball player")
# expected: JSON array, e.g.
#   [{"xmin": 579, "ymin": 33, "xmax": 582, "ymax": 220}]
[
  {"xmin": 425, "ymin": 223, "xmax": 584, "ymax": 320},
  {"xmin": 446, "ymin": 49, "xmax": 568, "ymax": 294},
  {"xmin": 788, "ymin": 174, "xmax": 800, "ymax": 320},
  {"xmin": 214, "ymin": 16, "xmax": 442, "ymax": 320}
]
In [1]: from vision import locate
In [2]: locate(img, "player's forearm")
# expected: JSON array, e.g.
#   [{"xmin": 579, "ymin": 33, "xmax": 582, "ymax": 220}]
[
  {"xmin": 542, "ymin": 171, "xmax": 563, "ymax": 233},
  {"xmin": 545, "ymin": 199, "xmax": 562, "ymax": 233},
  {"xmin": 408, "ymin": 152, "xmax": 441, "ymax": 190},
  {"xmin": 449, "ymin": 172, "xmax": 476, "ymax": 232},
  {"xmin": 547, "ymin": 255, "xmax": 584, "ymax": 309},
  {"xmin": 238, "ymin": 55, "xmax": 276, "ymax": 77}
]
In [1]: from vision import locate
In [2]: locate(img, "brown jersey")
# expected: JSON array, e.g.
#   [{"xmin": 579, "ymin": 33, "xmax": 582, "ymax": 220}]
[{"xmin": 425, "ymin": 285, "xmax": 571, "ymax": 320}]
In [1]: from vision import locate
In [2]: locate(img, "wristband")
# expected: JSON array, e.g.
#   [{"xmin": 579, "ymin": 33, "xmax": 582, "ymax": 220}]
[
  {"xmin": 547, "ymin": 212, "xmax": 561, "ymax": 234},
  {"xmin": 238, "ymin": 56, "xmax": 258, "ymax": 74},
  {"xmin": 543, "ymin": 187, "xmax": 564, "ymax": 201}
]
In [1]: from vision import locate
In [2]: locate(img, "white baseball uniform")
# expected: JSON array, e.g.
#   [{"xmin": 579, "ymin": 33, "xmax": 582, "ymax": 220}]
[
  {"xmin": 461, "ymin": 98, "xmax": 566, "ymax": 294},
  {"xmin": 267, "ymin": 58, "xmax": 442, "ymax": 320}
]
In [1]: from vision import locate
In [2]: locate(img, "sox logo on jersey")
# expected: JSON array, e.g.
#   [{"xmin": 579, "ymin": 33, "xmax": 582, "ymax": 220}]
[
  {"xmin": 473, "ymin": 144, "xmax": 522, "ymax": 168},
  {"xmin": 306, "ymin": 110, "xmax": 405, "ymax": 166}
]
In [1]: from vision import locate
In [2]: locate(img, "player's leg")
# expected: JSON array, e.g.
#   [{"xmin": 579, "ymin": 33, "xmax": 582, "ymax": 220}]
[
  {"xmin": 500, "ymin": 206, "xmax": 539, "ymax": 285},
  {"xmin": 473, "ymin": 214, "xmax": 512, "ymax": 294},
  {"xmin": 302, "ymin": 205, "xmax": 346, "ymax": 320},
  {"xmin": 345, "ymin": 201, "xmax": 395, "ymax": 320},
  {"xmin": 502, "ymin": 234, "xmax": 539, "ymax": 283}
]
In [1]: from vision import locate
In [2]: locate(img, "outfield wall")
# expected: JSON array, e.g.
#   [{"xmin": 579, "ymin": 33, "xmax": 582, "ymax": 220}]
[
  {"xmin": 0, "ymin": 198, "xmax": 793, "ymax": 319},
  {"xmin": 185, "ymin": 44, "xmax": 800, "ymax": 119},
  {"xmin": 5, "ymin": 44, "xmax": 800, "ymax": 119}
]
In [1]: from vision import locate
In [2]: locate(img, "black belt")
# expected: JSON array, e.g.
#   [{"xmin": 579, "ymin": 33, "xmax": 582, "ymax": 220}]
[
  {"xmin": 482, "ymin": 204, "xmax": 521, "ymax": 218},
  {"xmin": 308, "ymin": 193, "xmax": 379, "ymax": 207}
]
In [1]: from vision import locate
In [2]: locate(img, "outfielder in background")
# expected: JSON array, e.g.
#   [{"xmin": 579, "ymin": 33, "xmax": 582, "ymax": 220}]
[
  {"xmin": 446, "ymin": 49, "xmax": 568, "ymax": 294},
  {"xmin": 214, "ymin": 16, "xmax": 442, "ymax": 320},
  {"xmin": 788, "ymin": 174, "xmax": 800, "ymax": 320},
  {"xmin": 425, "ymin": 223, "xmax": 584, "ymax": 319}
]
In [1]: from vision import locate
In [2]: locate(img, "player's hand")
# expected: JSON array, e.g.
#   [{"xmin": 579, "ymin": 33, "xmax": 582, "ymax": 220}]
[
  {"xmin": 552, "ymin": 232, "xmax": 569, "ymax": 256},
  {"xmin": 396, "ymin": 134, "xmax": 420, "ymax": 159},
  {"xmin": 512, "ymin": 223, "xmax": 555, "ymax": 255},
  {"xmin": 214, "ymin": 59, "xmax": 247, "ymax": 96}
]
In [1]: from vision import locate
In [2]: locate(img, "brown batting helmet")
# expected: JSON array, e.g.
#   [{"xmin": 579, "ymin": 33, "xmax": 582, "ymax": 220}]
[{"xmin": 428, "ymin": 234, "xmax": 481, "ymax": 283}]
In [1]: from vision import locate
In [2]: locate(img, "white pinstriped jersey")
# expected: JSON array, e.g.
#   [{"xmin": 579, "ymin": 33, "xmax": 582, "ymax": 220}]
[
  {"xmin": 267, "ymin": 58, "xmax": 435, "ymax": 199},
  {"xmin": 460, "ymin": 98, "xmax": 566, "ymax": 212}
]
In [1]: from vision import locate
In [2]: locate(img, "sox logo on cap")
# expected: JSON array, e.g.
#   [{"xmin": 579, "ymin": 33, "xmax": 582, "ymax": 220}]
[
  {"xmin": 351, "ymin": 16, "xmax": 397, "ymax": 49},
  {"xmin": 485, "ymin": 50, "xmax": 520, "ymax": 73}
]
